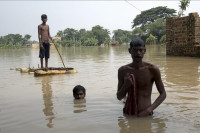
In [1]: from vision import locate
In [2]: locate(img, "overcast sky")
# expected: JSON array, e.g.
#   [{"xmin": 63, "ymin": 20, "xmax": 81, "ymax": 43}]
[{"xmin": 0, "ymin": 0, "xmax": 200, "ymax": 41}]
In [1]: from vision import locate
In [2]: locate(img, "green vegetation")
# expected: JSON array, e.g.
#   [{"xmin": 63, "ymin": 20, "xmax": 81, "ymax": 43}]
[
  {"xmin": 130, "ymin": 6, "xmax": 177, "ymax": 44},
  {"xmin": 144, "ymin": 18, "xmax": 166, "ymax": 42},
  {"xmin": 178, "ymin": 0, "xmax": 190, "ymax": 17},
  {"xmin": 132, "ymin": 6, "xmax": 176, "ymax": 29},
  {"xmin": 113, "ymin": 29, "xmax": 131, "ymax": 44},
  {"xmin": 56, "ymin": 25, "xmax": 110, "ymax": 47},
  {"xmin": 146, "ymin": 34, "xmax": 157, "ymax": 45},
  {"xmin": 0, "ymin": 34, "xmax": 32, "ymax": 48},
  {"xmin": 132, "ymin": 28, "xmax": 144, "ymax": 39},
  {"xmin": 1, "ymin": 6, "xmax": 179, "ymax": 48},
  {"xmin": 111, "ymin": 6, "xmax": 176, "ymax": 45},
  {"xmin": 160, "ymin": 35, "xmax": 166, "ymax": 44},
  {"xmin": 55, "ymin": 6, "xmax": 177, "ymax": 46}
]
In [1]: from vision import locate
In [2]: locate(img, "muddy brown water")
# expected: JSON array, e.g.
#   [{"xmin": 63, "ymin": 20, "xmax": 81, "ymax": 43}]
[{"xmin": 0, "ymin": 45, "xmax": 200, "ymax": 133}]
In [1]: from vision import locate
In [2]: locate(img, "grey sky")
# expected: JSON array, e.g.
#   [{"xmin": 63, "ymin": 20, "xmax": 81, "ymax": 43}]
[{"xmin": 0, "ymin": 1, "xmax": 199, "ymax": 41}]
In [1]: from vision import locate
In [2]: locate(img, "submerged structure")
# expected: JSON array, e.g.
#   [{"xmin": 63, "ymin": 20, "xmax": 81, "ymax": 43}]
[{"xmin": 166, "ymin": 12, "xmax": 200, "ymax": 57}]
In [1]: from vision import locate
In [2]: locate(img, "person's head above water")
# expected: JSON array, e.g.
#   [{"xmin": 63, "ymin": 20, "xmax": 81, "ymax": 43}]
[
  {"xmin": 130, "ymin": 38, "xmax": 145, "ymax": 48},
  {"xmin": 129, "ymin": 38, "xmax": 146, "ymax": 63},
  {"xmin": 73, "ymin": 85, "xmax": 86, "ymax": 99}
]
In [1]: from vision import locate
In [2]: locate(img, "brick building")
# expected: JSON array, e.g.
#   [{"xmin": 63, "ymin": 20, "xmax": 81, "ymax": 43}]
[{"xmin": 166, "ymin": 12, "xmax": 200, "ymax": 57}]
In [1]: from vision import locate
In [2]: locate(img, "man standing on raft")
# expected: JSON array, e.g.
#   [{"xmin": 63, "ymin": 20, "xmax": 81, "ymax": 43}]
[
  {"xmin": 117, "ymin": 38, "xmax": 166, "ymax": 116},
  {"xmin": 38, "ymin": 14, "xmax": 52, "ymax": 68}
]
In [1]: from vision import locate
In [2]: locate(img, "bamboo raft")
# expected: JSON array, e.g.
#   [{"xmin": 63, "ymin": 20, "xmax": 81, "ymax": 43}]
[{"xmin": 16, "ymin": 67, "xmax": 77, "ymax": 76}]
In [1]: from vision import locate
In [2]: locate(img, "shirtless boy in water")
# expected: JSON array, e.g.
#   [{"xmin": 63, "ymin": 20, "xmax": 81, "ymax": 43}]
[
  {"xmin": 38, "ymin": 14, "xmax": 52, "ymax": 68},
  {"xmin": 117, "ymin": 38, "xmax": 166, "ymax": 116}
]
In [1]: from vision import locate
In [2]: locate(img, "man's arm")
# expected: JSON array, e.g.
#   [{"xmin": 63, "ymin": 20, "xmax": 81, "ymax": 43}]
[
  {"xmin": 138, "ymin": 66, "xmax": 166, "ymax": 116},
  {"xmin": 117, "ymin": 68, "xmax": 133, "ymax": 100}
]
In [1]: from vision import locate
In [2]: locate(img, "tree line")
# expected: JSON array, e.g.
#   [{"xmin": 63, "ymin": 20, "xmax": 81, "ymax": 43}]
[
  {"xmin": 0, "ymin": 34, "xmax": 33, "ymax": 48},
  {"xmin": 55, "ymin": 6, "xmax": 176, "ymax": 46},
  {"xmin": 55, "ymin": 25, "xmax": 110, "ymax": 47},
  {"xmin": 1, "ymin": 6, "xmax": 183, "ymax": 48}
]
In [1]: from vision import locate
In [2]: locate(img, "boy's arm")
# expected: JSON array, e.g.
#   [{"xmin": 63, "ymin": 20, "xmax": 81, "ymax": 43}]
[
  {"xmin": 38, "ymin": 25, "xmax": 43, "ymax": 49},
  {"xmin": 138, "ymin": 66, "xmax": 166, "ymax": 117},
  {"xmin": 48, "ymin": 25, "xmax": 52, "ymax": 41}
]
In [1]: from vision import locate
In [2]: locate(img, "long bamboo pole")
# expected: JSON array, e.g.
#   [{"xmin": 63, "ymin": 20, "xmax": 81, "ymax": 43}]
[{"xmin": 51, "ymin": 40, "xmax": 66, "ymax": 68}]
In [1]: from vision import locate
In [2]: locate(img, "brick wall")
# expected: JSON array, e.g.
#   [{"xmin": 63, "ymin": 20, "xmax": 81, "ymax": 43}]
[{"xmin": 166, "ymin": 12, "xmax": 200, "ymax": 57}]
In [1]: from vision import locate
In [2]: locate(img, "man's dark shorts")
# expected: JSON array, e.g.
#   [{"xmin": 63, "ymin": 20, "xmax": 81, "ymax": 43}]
[{"xmin": 39, "ymin": 42, "xmax": 50, "ymax": 59}]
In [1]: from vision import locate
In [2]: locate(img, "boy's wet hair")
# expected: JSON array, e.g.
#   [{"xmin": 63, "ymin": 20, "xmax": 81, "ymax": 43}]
[
  {"xmin": 73, "ymin": 85, "xmax": 86, "ymax": 95},
  {"xmin": 130, "ymin": 38, "xmax": 145, "ymax": 48},
  {"xmin": 41, "ymin": 14, "xmax": 47, "ymax": 19}
]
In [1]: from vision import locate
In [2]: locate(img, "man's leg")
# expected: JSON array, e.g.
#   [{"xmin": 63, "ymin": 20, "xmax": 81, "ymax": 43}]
[{"xmin": 40, "ymin": 58, "xmax": 44, "ymax": 68}]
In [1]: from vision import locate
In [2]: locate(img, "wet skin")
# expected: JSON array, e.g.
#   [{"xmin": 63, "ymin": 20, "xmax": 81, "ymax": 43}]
[
  {"xmin": 117, "ymin": 46, "xmax": 166, "ymax": 116},
  {"xmin": 74, "ymin": 90, "xmax": 85, "ymax": 99},
  {"xmin": 38, "ymin": 18, "xmax": 51, "ymax": 48},
  {"xmin": 38, "ymin": 17, "xmax": 52, "ymax": 68}
]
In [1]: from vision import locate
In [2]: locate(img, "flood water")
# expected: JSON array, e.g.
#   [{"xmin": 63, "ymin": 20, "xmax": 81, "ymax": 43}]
[{"xmin": 0, "ymin": 45, "xmax": 200, "ymax": 133}]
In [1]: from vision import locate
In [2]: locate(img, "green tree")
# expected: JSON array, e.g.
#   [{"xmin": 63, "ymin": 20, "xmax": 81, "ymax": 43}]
[
  {"xmin": 23, "ymin": 34, "xmax": 31, "ymax": 44},
  {"xmin": 83, "ymin": 37, "xmax": 98, "ymax": 46},
  {"xmin": 0, "ymin": 34, "xmax": 32, "ymax": 48},
  {"xmin": 132, "ymin": 6, "xmax": 176, "ymax": 28},
  {"xmin": 131, "ymin": 28, "xmax": 145, "ymax": 39},
  {"xmin": 56, "ymin": 30, "xmax": 64, "ymax": 39},
  {"xmin": 63, "ymin": 28, "xmax": 78, "ymax": 41},
  {"xmin": 78, "ymin": 29, "xmax": 93, "ymax": 44},
  {"xmin": 113, "ymin": 29, "xmax": 131, "ymax": 44},
  {"xmin": 144, "ymin": 18, "xmax": 166, "ymax": 41},
  {"xmin": 3, "ymin": 34, "xmax": 23, "ymax": 46},
  {"xmin": 178, "ymin": 0, "xmax": 190, "ymax": 17},
  {"xmin": 146, "ymin": 34, "xmax": 157, "ymax": 45},
  {"xmin": 104, "ymin": 37, "xmax": 110, "ymax": 45},
  {"xmin": 160, "ymin": 35, "xmax": 166, "ymax": 44},
  {"xmin": 15, "ymin": 42, "xmax": 22, "ymax": 48},
  {"xmin": 24, "ymin": 34, "xmax": 31, "ymax": 41},
  {"xmin": 76, "ymin": 29, "xmax": 86, "ymax": 41},
  {"xmin": 55, "ymin": 26, "xmax": 110, "ymax": 47},
  {"xmin": 60, "ymin": 40, "xmax": 67, "ymax": 47},
  {"xmin": 66, "ymin": 39, "xmax": 73, "ymax": 47},
  {"xmin": 91, "ymin": 25, "xmax": 110, "ymax": 45},
  {"xmin": 55, "ymin": 40, "xmax": 62, "ymax": 47},
  {"xmin": 62, "ymin": 28, "xmax": 79, "ymax": 46},
  {"xmin": 5, "ymin": 34, "xmax": 14, "ymax": 44},
  {"xmin": 6, "ymin": 42, "xmax": 14, "ymax": 48},
  {"xmin": 13, "ymin": 34, "xmax": 23, "ymax": 45},
  {"xmin": 75, "ymin": 40, "xmax": 82, "ymax": 47}
]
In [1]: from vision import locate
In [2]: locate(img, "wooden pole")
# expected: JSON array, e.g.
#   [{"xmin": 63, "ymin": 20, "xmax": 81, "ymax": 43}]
[{"xmin": 51, "ymin": 40, "xmax": 66, "ymax": 68}]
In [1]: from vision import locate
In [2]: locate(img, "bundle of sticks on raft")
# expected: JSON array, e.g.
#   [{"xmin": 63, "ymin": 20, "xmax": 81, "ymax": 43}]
[{"xmin": 15, "ymin": 67, "xmax": 77, "ymax": 76}]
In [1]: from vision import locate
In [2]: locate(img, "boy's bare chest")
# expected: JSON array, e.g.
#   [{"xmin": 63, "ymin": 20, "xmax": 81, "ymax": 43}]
[{"xmin": 40, "ymin": 25, "xmax": 48, "ymax": 32}]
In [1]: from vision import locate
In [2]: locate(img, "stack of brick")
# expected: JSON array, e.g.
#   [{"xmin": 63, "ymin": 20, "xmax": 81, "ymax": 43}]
[{"xmin": 166, "ymin": 12, "xmax": 200, "ymax": 57}]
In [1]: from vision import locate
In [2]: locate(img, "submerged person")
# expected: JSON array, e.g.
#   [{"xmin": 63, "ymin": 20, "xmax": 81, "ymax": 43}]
[
  {"xmin": 73, "ymin": 85, "xmax": 86, "ymax": 99},
  {"xmin": 117, "ymin": 38, "xmax": 166, "ymax": 116},
  {"xmin": 38, "ymin": 14, "xmax": 52, "ymax": 68}
]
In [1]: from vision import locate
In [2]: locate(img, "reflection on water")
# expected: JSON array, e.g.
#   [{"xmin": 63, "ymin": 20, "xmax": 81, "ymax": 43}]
[
  {"xmin": 165, "ymin": 56, "xmax": 200, "ymax": 88},
  {"xmin": 41, "ymin": 76, "xmax": 55, "ymax": 128},
  {"xmin": 73, "ymin": 99, "xmax": 87, "ymax": 113},
  {"xmin": 0, "ymin": 45, "xmax": 200, "ymax": 133},
  {"xmin": 118, "ymin": 116, "xmax": 166, "ymax": 133}
]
